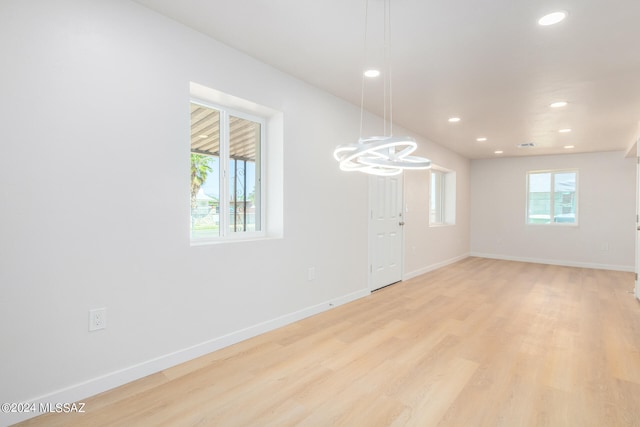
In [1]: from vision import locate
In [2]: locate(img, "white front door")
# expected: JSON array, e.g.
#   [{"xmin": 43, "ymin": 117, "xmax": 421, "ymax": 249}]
[{"xmin": 370, "ymin": 175, "xmax": 404, "ymax": 291}]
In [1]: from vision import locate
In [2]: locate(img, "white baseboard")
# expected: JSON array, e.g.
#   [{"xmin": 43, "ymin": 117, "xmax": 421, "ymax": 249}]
[
  {"xmin": 403, "ymin": 253, "xmax": 470, "ymax": 281},
  {"xmin": 469, "ymin": 252, "xmax": 635, "ymax": 272},
  {"xmin": 2, "ymin": 289, "xmax": 370, "ymax": 427}
]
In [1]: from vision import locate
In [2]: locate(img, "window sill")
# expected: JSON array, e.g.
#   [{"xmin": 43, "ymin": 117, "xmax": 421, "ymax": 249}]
[
  {"xmin": 190, "ymin": 233, "xmax": 282, "ymax": 246},
  {"xmin": 429, "ymin": 223, "xmax": 455, "ymax": 228},
  {"xmin": 525, "ymin": 223, "xmax": 579, "ymax": 227}
]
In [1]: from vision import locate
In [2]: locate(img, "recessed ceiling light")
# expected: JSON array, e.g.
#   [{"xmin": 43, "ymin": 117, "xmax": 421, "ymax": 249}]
[
  {"xmin": 198, "ymin": 134, "xmax": 209, "ymax": 138},
  {"xmin": 494, "ymin": 150, "xmax": 504, "ymax": 155},
  {"xmin": 364, "ymin": 69, "xmax": 380, "ymax": 77},
  {"xmin": 448, "ymin": 117, "xmax": 461, "ymax": 123},
  {"xmin": 476, "ymin": 137, "xmax": 487, "ymax": 142},
  {"xmin": 564, "ymin": 145, "xmax": 575, "ymax": 149},
  {"xmin": 550, "ymin": 101, "xmax": 568, "ymax": 108},
  {"xmin": 558, "ymin": 128, "xmax": 572, "ymax": 133},
  {"xmin": 538, "ymin": 11, "xmax": 567, "ymax": 26}
]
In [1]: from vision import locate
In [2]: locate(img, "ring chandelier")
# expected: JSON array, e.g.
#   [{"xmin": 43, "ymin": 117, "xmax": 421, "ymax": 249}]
[
  {"xmin": 333, "ymin": 0, "xmax": 431, "ymax": 176},
  {"xmin": 333, "ymin": 136, "xmax": 431, "ymax": 176}
]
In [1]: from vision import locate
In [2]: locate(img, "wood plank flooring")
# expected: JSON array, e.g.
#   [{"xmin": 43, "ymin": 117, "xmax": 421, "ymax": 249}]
[{"xmin": 16, "ymin": 258, "xmax": 640, "ymax": 426}]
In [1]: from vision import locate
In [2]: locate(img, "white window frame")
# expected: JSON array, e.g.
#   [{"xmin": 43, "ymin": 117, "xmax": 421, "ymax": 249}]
[
  {"xmin": 190, "ymin": 98, "xmax": 266, "ymax": 243},
  {"xmin": 526, "ymin": 169, "xmax": 579, "ymax": 226},
  {"xmin": 189, "ymin": 82, "xmax": 284, "ymax": 245},
  {"xmin": 429, "ymin": 166, "xmax": 456, "ymax": 226},
  {"xmin": 430, "ymin": 169, "xmax": 445, "ymax": 225}
]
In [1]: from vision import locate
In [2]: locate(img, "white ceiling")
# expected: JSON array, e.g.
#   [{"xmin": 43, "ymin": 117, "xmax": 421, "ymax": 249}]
[{"xmin": 134, "ymin": 0, "xmax": 640, "ymax": 159}]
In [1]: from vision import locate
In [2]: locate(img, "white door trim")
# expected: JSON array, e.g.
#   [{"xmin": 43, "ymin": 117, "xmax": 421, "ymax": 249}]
[{"xmin": 636, "ymin": 141, "xmax": 640, "ymax": 301}]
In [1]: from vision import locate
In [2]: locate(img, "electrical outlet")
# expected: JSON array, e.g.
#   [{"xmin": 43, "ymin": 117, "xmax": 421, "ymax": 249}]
[
  {"xmin": 89, "ymin": 308, "xmax": 107, "ymax": 331},
  {"xmin": 308, "ymin": 267, "xmax": 316, "ymax": 281}
]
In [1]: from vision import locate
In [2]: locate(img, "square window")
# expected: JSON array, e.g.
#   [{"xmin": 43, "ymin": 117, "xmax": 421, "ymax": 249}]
[{"xmin": 527, "ymin": 170, "xmax": 578, "ymax": 225}]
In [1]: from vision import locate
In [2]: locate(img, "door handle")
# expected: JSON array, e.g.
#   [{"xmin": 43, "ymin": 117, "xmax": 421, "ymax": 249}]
[{"xmin": 399, "ymin": 221, "xmax": 405, "ymax": 226}]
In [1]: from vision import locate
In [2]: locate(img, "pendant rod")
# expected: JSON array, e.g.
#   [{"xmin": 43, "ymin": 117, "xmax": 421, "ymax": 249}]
[
  {"xmin": 387, "ymin": 0, "xmax": 394, "ymax": 136},
  {"xmin": 359, "ymin": 0, "xmax": 370, "ymax": 139}
]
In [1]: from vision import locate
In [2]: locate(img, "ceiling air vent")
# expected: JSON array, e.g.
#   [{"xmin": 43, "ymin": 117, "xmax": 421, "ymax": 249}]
[{"xmin": 517, "ymin": 142, "xmax": 536, "ymax": 148}]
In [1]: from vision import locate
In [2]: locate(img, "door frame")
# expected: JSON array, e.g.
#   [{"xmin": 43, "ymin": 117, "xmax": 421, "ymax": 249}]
[{"xmin": 636, "ymin": 140, "xmax": 640, "ymax": 301}]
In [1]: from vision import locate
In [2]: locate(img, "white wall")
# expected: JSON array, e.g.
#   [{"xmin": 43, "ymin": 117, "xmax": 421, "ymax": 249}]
[
  {"xmin": 470, "ymin": 151, "xmax": 636, "ymax": 270},
  {"xmin": 403, "ymin": 144, "xmax": 471, "ymax": 278},
  {"xmin": 0, "ymin": 1, "xmax": 470, "ymax": 424}
]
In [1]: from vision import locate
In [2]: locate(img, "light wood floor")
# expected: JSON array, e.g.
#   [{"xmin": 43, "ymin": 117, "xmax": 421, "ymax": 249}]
[{"xmin": 17, "ymin": 258, "xmax": 640, "ymax": 427}]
